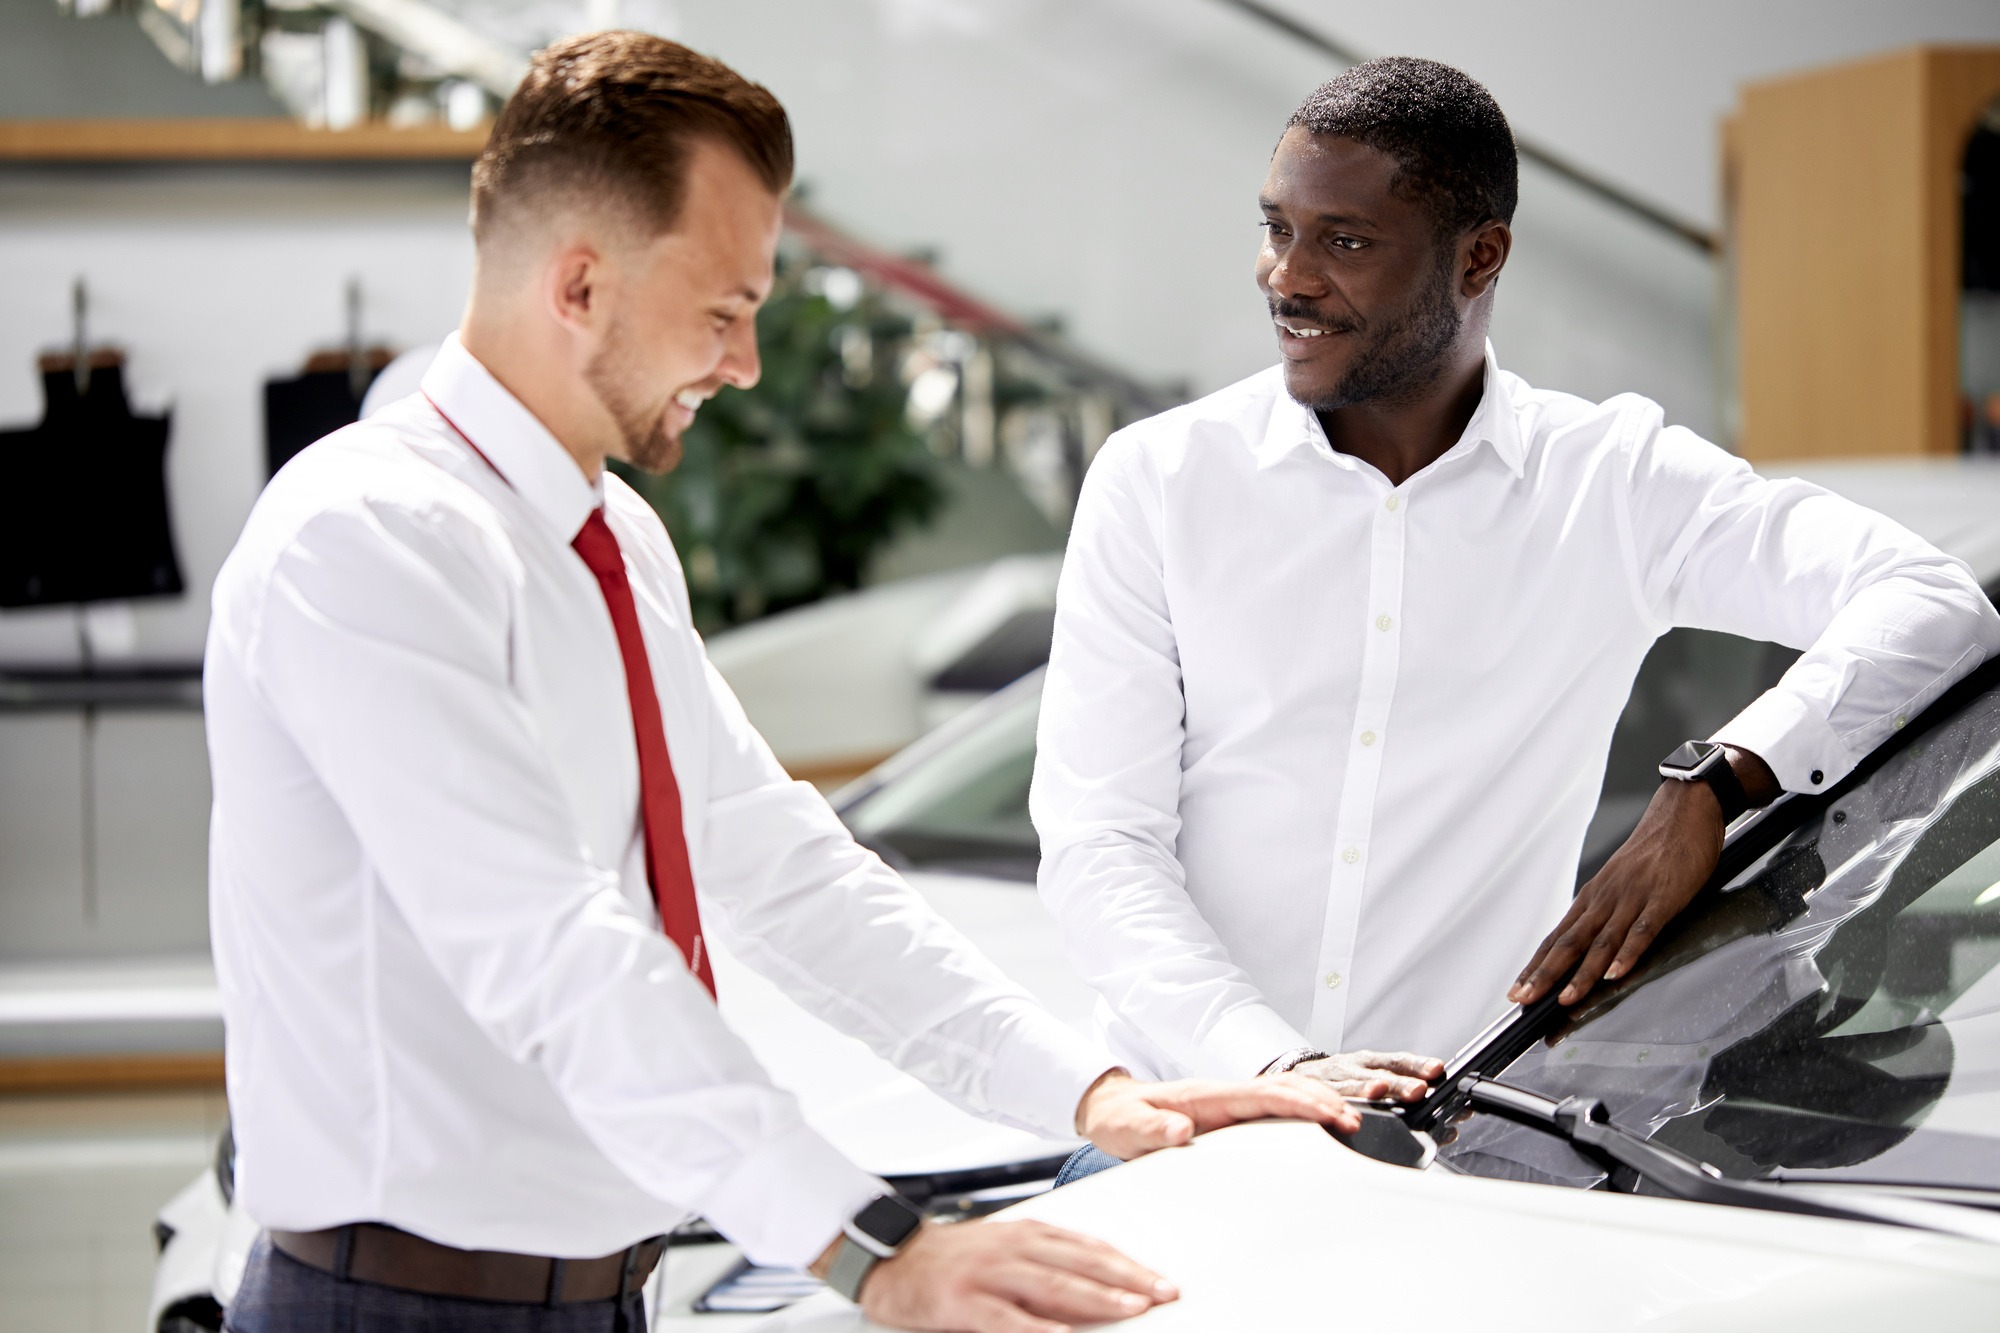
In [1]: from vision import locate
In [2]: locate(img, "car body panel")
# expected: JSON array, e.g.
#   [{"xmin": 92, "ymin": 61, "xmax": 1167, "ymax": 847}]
[
  {"xmin": 149, "ymin": 1172, "xmax": 226, "ymax": 1325},
  {"xmin": 751, "ymin": 1122, "xmax": 2000, "ymax": 1332}
]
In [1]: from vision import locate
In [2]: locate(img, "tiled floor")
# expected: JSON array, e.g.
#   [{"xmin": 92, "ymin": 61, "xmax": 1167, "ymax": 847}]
[{"xmin": 0, "ymin": 1090, "xmax": 225, "ymax": 1332}]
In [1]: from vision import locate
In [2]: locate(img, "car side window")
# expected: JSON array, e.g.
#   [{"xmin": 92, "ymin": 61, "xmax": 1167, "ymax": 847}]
[{"xmin": 840, "ymin": 683, "xmax": 1043, "ymax": 881}]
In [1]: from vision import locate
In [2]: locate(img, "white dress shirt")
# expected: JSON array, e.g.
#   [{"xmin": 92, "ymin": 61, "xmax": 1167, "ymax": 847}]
[
  {"xmin": 1031, "ymin": 345, "xmax": 2000, "ymax": 1079},
  {"xmin": 205, "ymin": 335, "xmax": 1108, "ymax": 1268}
]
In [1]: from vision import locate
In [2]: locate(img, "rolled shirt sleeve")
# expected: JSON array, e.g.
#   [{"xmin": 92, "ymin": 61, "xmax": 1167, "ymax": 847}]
[
  {"xmin": 1620, "ymin": 415, "xmax": 2000, "ymax": 793},
  {"xmin": 1031, "ymin": 435, "xmax": 1311, "ymax": 1080}
]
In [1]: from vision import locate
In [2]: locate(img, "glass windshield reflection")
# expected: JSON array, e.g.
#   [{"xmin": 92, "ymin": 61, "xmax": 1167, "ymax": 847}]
[
  {"xmin": 1441, "ymin": 675, "xmax": 2000, "ymax": 1194},
  {"xmin": 841, "ymin": 681, "xmax": 1042, "ymax": 880}
]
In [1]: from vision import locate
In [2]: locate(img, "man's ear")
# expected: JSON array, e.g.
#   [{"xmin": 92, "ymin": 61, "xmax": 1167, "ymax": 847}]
[
  {"xmin": 1460, "ymin": 220, "xmax": 1512, "ymax": 299},
  {"xmin": 543, "ymin": 242, "xmax": 607, "ymax": 337}
]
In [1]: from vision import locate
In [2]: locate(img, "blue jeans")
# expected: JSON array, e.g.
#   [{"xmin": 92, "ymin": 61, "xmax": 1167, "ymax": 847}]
[
  {"xmin": 1053, "ymin": 1144, "xmax": 1122, "ymax": 1187},
  {"xmin": 225, "ymin": 1234, "xmax": 647, "ymax": 1333}
]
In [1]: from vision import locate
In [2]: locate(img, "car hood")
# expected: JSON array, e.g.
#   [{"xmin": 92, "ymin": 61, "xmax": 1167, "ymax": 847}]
[{"xmin": 750, "ymin": 1121, "xmax": 2000, "ymax": 1331}]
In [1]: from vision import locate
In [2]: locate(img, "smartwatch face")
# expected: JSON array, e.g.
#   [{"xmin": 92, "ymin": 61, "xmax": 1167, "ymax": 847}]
[
  {"xmin": 854, "ymin": 1195, "xmax": 924, "ymax": 1248},
  {"xmin": 1660, "ymin": 740, "xmax": 1721, "ymax": 777}
]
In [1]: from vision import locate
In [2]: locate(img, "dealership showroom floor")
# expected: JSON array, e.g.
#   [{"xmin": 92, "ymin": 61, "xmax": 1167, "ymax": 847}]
[{"xmin": 8, "ymin": 1, "xmax": 2000, "ymax": 1330}]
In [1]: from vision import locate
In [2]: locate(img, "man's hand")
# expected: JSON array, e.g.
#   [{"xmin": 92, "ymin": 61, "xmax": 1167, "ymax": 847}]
[
  {"xmin": 817, "ymin": 1218, "xmax": 1176, "ymax": 1333},
  {"xmin": 1290, "ymin": 1050, "xmax": 1443, "ymax": 1102},
  {"xmin": 1073, "ymin": 1068, "xmax": 1362, "ymax": 1160},
  {"xmin": 1509, "ymin": 747, "xmax": 1779, "ymax": 1007}
]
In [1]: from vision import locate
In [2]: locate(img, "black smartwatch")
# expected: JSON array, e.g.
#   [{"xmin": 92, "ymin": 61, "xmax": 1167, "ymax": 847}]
[
  {"xmin": 1658, "ymin": 740, "xmax": 1751, "ymax": 824},
  {"xmin": 823, "ymin": 1192, "xmax": 925, "ymax": 1303}
]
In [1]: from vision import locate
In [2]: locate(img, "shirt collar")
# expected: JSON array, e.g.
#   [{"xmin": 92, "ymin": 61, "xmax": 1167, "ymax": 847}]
[
  {"xmin": 1261, "ymin": 340, "xmax": 1526, "ymax": 481},
  {"xmin": 421, "ymin": 332, "xmax": 605, "ymax": 542},
  {"xmin": 1462, "ymin": 341, "xmax": 1527, "ymax": 478}
]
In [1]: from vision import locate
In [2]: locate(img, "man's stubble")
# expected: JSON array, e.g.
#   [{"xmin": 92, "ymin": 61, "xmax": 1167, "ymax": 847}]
[
  {"xmin": 585, "ymin": 312, "xmax": 682, "ymax": 475},
  {"xmin": 1292, "ymin": 245, "xmax": 1464, "ymax": 413}
]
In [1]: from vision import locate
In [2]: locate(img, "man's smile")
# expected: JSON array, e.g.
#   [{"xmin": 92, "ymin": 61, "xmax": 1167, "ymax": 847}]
[
  {"xmin": 1274, "ymin": 314, "xmax": 1349, "ymax": 357},
  {"xmin": 669, "ymin": 385, "xmax": 712, "ymax": 432}
]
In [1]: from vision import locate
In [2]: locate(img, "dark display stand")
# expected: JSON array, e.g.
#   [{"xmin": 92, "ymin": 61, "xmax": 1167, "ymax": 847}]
[
  {"xmin": 263, "ymin": 349, "xmax": 390, "ymax": 478},
  {"xmin": 0, "ymin": 357, "xmax": 184, "ymax": 608}
]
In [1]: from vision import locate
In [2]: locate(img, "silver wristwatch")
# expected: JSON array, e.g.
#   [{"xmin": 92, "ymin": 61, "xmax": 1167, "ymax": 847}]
[
  {"xmin": 1262, "ymin": 1045, "xmax": 1329, "ymax": 1075},
  {"xmin": 823, "ymin": 1193, "xmax": 925, "ymax": 1303}
]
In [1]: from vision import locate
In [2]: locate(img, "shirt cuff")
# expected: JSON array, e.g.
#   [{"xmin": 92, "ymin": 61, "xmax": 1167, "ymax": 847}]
[
  {"xmin": 1191, "ymin": 1003, "xmax": 1312, "ymax": 1081},
  {"xmin": 694, "ymin": 1120, "xmax": 883, "ymax": 1270},
  {"xmin": 984, "ymin": 1007, "xmax": 1118, "ymax": 1139},
  {"xmin": 1710, "ymin": 687, "xmax": 1856, "ymax": 796}
]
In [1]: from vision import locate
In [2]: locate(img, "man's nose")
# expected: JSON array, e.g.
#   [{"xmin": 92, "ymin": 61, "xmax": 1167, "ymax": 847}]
[
  {"xmin": 1262, "ymin": 247, "xmax": 1324, "ymax": 303},
  {"xmin": 719, "ymin": 318, "xmax": 761, "ymax": 390}
]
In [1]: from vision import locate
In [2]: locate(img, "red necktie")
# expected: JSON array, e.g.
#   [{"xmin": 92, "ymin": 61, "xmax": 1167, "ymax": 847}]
[
  {"xmin": 425, "ymin": 393, "xmax": 715, "ymax": 997},
  {"xmin": 571, "ymin": 510, "xmax": 716, "ymax": 998}
]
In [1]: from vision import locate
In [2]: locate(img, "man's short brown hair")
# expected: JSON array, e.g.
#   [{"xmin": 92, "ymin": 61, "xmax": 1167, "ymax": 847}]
[{"xmin": 471, "ymin": 31, "xmax": 793, "ymax": 246}]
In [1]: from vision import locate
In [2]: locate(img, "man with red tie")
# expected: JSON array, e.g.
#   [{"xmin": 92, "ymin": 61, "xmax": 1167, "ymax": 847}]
[{"xmin": 204, "ymin": 32, "xmax": 1370, "ymax": 1333}]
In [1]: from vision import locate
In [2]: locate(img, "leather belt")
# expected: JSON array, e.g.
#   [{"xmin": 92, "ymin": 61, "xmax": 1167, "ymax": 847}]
[{"xmin": 271, "ymin": 1224, "xmax": 666, "ymax": 1304}]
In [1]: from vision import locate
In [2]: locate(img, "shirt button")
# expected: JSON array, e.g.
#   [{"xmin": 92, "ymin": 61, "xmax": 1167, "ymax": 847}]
[
  {"xmin": 1375, "ymin": 614, "xmax": 1393, "ymax": 632},
  {"xmin": 1323, "ymin": 971, "xmax": 1343, "ymax": 990},
  {"xmin": 1384, "ymin": 495, "xmax": 1400, "ymax": 512},
  {"xmin": 1342, "ymin": 846, "xmax": 1360, "ymax": 865},
  {"xmin": 1894, "ymin": 715, "xmax": 1907, "ymax": 729},
  {"xmin": 1359, "ymin": 730, "xmax": 1377, "ymax": 746}
]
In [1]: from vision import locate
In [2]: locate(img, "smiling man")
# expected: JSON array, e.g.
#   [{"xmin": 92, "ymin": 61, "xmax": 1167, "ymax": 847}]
[
  {"xmin": 204, "ymin": 32, "xmax": 1369, "ymax": 1333},
  {"xmin": 1032, "ymin": 58, "xmax": 2000, "ymax": 1093}
]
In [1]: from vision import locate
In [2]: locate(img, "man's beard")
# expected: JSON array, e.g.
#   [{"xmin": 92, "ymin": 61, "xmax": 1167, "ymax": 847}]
[
  {"xmin": 585, "ymin": 320, "xmax": 681, "ymax": 474},
  {"xmin": 1280, "ymin": 248, "xmax": 1464, "ymax": 412}
]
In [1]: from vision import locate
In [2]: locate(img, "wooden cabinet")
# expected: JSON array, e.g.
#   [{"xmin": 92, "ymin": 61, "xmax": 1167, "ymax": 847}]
[{"xmin": 1731, "ymin": 46, "xmax": 2000, "ymax": 461}]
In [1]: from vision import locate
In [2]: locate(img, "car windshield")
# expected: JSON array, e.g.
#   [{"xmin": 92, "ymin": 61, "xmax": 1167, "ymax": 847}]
[
  {"xmin": 839, "ymin": 676, "xmax": 1042, "ymax": 880},
  {"xmin": 1439, "ymin": 662, "xmax": 2000, "ymax": 1196}
]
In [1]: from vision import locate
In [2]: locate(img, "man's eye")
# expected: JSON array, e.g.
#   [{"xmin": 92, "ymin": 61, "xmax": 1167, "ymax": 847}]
[
  {"xmin": 1331, "ymin": 236, "xmax": 1366, "ymax": 251},
  {"xmin": 1260, "ymin": 220, "xmax": 1289, "ymax": 239}
]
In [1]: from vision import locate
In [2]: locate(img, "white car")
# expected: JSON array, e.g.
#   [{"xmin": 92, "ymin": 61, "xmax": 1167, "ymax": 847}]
[
  {"xmin": 705, "ymin": 552, "xmax": 1061, "ymax": 784},
  {"xmin": 766, "ymin": 615, "xmax": 2000, "ymax": 1331},
  {"xmin": 154, "ymin": 459, "xmax": 2000, "ymax": 1330}
]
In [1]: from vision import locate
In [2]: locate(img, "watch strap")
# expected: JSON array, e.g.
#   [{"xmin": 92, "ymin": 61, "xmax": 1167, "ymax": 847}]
[
  {"xmin": 824, "ymin": 1234, "xmax": 880, "ymax": 1303},
  {"xmin": 824, "ymin": 1192, "xmax": 925, "ymax": 1303},
  {"xmin": 1706, "ymin": 751, "xmax": 1750, "ymax": 822},
  {"xmin": 1261, "ymin": 1046, "xmax": 1329, "ymax": 1075}
]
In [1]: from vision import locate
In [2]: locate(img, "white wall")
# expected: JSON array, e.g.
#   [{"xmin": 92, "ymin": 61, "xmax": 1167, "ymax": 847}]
[
  {"xmin": 0, "ymin": 165, "xmax": 474, "ymax": 667},
  {"xmin": 0, "ymin": 165, "xmax": 473, "ymax": 960},
  {"xmin": 667, "ymin": 0, "xmax": 2000, "ymax": 434},
  {"xmin": 1293, "ymin": 0, "xmax": 2000, "ymax": 231}
]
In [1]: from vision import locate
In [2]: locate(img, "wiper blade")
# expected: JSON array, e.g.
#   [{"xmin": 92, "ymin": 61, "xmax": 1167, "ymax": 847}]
[
  {"xmin": 1458, "ymin": 1076, "xmax": 1998, "ymax": 1242},
  {"xmin": 1405, "ymin": 990, "xmax": 1565, "ymax": 1134}
]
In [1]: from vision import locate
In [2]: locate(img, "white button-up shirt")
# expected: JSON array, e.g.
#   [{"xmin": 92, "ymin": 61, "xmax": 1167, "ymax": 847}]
[
  {"xmin": 1031, "ymin": 346, "xmax": 2000, "ymax": 1079},
  {"xmin": 205, "ymin": 335, "xmax": 1107, "ymax": 1268}
]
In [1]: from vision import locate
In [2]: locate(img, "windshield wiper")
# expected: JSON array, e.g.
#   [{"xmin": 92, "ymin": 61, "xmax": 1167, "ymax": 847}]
[
  {"xmin": 1404, "ymin": 989, "xmax": 1566, "ymax": 1134},
  {"xmin": 1456, "ymin": 1076, "xmax": 2000, "ymax": 1242}
]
